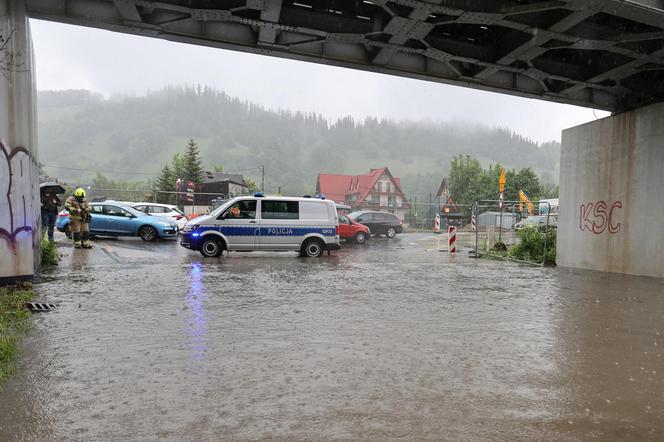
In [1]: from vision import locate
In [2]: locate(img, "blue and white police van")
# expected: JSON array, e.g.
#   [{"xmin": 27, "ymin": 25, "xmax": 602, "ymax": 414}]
[{"xmin": 179, "ymin": 194, "xmax": 341, "ymax": 257}]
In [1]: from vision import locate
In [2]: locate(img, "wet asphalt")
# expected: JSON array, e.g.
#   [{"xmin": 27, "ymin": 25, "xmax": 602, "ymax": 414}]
[{"xmin": 0, "ymin": 232, "xmax": 663, "ymax": 441}]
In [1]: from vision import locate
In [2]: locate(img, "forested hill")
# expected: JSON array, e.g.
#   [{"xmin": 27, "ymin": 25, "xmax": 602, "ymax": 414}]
[{"xmin": 38, "ymin": 86, "xmax": 560, "ymax": 198}]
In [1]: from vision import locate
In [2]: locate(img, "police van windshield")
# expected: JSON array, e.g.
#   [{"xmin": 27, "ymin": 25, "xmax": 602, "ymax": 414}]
[{"xmin": 210, "ymin": 198, "xmax": 243, "ymax": 218}]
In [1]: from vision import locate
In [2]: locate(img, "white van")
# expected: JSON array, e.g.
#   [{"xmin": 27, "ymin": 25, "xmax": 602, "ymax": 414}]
[{"xmin": 179, "ymin": 194, "xmax": 341, "ymax": 257}]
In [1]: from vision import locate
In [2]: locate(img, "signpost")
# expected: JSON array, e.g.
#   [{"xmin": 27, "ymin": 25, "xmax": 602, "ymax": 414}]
[
  {"xmin": 498, "ymin": 168, "xmax": 505, "ymax": 244},
  {"xmin": 186, "ymin": 180, "xmax": 195, "ymax": 214}
]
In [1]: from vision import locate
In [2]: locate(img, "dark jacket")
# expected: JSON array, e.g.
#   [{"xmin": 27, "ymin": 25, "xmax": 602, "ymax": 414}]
[{"xmin": 41, "ymin": 193, "xmax": 61, "ymax": 214}]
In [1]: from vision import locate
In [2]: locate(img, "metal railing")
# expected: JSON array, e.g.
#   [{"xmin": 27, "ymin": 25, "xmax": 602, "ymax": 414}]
[{"xmin": 471, "ymin": 199, "xmax": 553, "ymax": 267}]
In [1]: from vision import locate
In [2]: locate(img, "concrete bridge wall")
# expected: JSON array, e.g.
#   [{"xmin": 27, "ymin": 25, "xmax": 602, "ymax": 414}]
[
  {"xmin": 558, "ymin": 102, "xmax": 664, "ymax": 278},
  {"xmin": 0, "ymin": 0, "xmax": 40, "ymax": 283}
]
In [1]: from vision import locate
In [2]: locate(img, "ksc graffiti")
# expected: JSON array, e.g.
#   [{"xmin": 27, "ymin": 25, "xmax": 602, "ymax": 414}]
[{"xmin": 579, "ymin": 201, "xmax": 622, "ymax": 235}]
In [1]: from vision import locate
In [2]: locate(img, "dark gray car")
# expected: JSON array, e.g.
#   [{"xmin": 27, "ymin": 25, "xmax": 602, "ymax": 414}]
[{"xmin": 348, "ymin": 211, "xmax": 403, "ymax": 238}]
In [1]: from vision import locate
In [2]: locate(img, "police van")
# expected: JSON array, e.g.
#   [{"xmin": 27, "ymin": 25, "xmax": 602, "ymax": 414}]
[{"xmin": 179, "ymin": 194, "xmax": 341, "ymax": 257}]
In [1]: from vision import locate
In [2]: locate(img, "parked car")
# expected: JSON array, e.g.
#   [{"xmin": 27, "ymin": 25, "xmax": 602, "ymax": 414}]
[
  {"xmin": 514, "ymin": 215, "xmax": 557, "ymax": 230},
  {"xmin": 179, "ymin": 194, "xmax": 341, "ymax": 257},
  {"xmin": 338, "ymin": 213, "xmax": 370, "ymax": 244},
  {"xmin": 132, "ymin": 203, "xmax": 188, "ymax": 230},
  {"xmin": 56, "ymin": 203, "xmax": 178, "ymax": 241},
  {"xmin": 347, "ymin": 211, "xmax": 403, "ymax": 238}
]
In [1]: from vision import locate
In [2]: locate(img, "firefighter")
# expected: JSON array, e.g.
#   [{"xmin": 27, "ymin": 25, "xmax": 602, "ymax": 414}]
[{"xmin": 65, "ymin": 188, "xmax": 92, "ymax": 249}]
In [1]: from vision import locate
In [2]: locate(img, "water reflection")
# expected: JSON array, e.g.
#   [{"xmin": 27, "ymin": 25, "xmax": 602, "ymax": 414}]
[{"xmin": 186, "ymin": 262, "xmax": 208, "ymax": 372}]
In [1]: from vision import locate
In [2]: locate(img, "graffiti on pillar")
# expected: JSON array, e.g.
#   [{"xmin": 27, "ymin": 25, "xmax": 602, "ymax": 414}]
[
  {"xmin": 579, "ymin": 200, "xmax": 622, "ymax": 234},
  {"xmin": 0, "ymin": 141, "xmax": 33, "ymax": 250}
]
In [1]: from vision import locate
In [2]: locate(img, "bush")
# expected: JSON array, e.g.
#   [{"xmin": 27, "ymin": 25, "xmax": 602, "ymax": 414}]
[
  {"xmin": 41, "ymin": 238, "xmax": 59, "ymax": 266},
  {"xmin": 508, "ymin": 227, "xmax": 556, "ymax": 265}
]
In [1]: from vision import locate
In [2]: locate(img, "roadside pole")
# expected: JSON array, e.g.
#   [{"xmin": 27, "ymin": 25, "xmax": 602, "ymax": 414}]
[
  {"xmin": 498, "ymin": 192, "xmax": 504, "ymax": 244},
  {"xmin": 472, "ymin": 203, "xmax": 478, "ymax": 257},
  {"xmin": 260, "ymin": 165, "xmax": 265, "ymax": 192},
  {"xmin": 498, "ymin": 168, "xmax": 505, "ymax": 244},
  {"xmin": 448, "ymin": 226, "xmax": 456, "ymax": 254}
]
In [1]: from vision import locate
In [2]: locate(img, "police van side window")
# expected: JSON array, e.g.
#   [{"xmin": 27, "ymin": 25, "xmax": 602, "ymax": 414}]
[
  {"xmin": 300, "ymin": 202, "xmax": 328, "ymax": 220},
  {"xmin": 262, "ymin": 201, "xmax": 299, "ymax": 219}
]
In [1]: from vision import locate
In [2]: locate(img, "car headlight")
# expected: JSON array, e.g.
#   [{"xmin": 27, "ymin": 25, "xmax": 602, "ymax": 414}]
[
  {"xmin": 156, "ymin": 221, "xmax": 171, "ymax": 227},
  {"xmin": 182, "ymin": 224, "xmax": 199, "ymax": 233}
]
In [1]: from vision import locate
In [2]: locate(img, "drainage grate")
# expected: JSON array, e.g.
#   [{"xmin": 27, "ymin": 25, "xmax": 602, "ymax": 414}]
[{"xmin": 26, "ymin": 302, "xmax": 57, "ymax": 312}]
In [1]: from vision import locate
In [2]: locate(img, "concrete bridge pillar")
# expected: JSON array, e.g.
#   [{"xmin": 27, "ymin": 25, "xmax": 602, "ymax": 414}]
[
  {"xmin": 0, "ymin": 0, "xmax": 40, "ymax": 284},
  {"xmin": 558, "ymin": 102, "xmax": 664, "ymax": 278}
]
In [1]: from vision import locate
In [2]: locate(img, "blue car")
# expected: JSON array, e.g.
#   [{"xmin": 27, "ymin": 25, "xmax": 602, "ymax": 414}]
[{"xmin": 56, "ymin": 202, "xmax": 178, "ymax": 241}]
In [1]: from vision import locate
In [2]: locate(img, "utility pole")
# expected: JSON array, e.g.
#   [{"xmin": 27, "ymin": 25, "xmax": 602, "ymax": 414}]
[{"xmin": 260, "ymin": 165, "xmax": 265, "ymax": 192}]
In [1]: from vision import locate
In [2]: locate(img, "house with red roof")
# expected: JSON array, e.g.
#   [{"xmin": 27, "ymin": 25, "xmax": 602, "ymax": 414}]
[{"xmin": 316, "ymin": 167, "xmax": 409, "ymax": 219}]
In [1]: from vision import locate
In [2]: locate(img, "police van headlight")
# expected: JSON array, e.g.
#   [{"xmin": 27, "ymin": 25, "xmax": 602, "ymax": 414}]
[{"xmin": 182, "ymin": 224, "xmax": 199, "ymax": 233}]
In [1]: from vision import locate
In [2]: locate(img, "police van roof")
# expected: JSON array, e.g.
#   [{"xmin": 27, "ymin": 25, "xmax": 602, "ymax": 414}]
[{"xmin": 239, "ymin": 195, "xmax": 332, "ymax": 203}]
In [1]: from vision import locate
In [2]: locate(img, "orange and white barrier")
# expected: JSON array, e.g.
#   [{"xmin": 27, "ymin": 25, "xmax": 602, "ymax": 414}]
[
  {"xmin": 471, "ymin": 212, "xmax": 476, "ymax": 232},
  {"xmin": 434, "ymin": 214, "xmax": 441, "ymax": 233},
  {"xmin": 448, "ymin": 226, "xmax": 456, "ymax": 253}
]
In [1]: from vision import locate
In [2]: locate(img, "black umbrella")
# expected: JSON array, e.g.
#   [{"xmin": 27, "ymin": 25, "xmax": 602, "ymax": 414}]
[{"xmin": 39, "ymin": 182, "xmax": 66, "ymax": 194}]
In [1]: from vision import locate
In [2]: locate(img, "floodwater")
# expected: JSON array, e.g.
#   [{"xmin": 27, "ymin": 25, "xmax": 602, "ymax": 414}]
[{"xmin": 1, "ymin": 232, "xmax": 663, "ymax": 441}]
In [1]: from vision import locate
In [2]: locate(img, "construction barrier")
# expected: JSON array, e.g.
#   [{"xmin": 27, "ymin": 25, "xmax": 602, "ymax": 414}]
[
  {"xmin": 471, "ymin": 212, "xmax": 476, "ymax": 232},
  {"xmin": 433, "ymin": 214, "xmax": 441, "ymax": 233},
  {"xmin": 448, "ymin": 226, "xmax": 456, "ymax": 254}
]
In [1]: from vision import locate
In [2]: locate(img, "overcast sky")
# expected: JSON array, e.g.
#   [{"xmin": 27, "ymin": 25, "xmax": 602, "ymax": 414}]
[{"xmin": 30, "ymin": 20, "xmax": 609, "ymax": 143}]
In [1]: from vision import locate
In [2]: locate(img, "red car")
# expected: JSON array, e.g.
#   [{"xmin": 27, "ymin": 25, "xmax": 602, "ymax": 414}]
[{"xmin": 338, "ymin": 213, "xmax": 370, "ymax": 244}]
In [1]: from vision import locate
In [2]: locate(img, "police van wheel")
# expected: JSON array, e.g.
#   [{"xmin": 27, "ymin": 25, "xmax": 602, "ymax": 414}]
[
  {"xmin": 200, "ymin": 238, "xmax": 224, "ymax": 257},
  {"xmin": 355, "ymin": 232, "xmax": 367, "ymax": 244},
  {"xmin": 139, "ymin": 225, "xmax": 158, "ymax": 241},
  {"xmin": 302, "ymin": 239, "xmax": 324, "ymax": 257}
]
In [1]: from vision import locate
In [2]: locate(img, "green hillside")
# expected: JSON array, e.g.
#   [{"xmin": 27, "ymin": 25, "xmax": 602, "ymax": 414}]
[{"xmin": 38, "ymin": 86, "xmax": 560, "ymax": 199}]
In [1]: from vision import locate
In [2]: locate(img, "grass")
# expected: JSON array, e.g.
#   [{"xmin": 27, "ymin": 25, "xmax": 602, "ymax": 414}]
[
  {"xmin": 41, "ymin": 238, "xmax": 59, "ymax": 266},
  {"xmin": 0, "ymin": 284, "xmax": 34, "ymax": 385}
]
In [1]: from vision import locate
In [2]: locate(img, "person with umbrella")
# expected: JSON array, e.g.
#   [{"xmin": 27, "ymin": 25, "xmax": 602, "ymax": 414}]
[{"xmin": 39, "ymin": 182, "xmax": 64, "ymax": 242}]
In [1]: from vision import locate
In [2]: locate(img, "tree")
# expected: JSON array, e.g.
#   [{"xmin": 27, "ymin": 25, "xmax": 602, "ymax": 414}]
[
  {"xmin": 212, "ymin": 164, "xmax": 224, "ymax": 173},
  {"xmin": 540, "ymin": 183, "xmax": 559, "ymax": 199},
  {"xmin": 508, "ymin": 167, "xmax": 541, "ymax": 202},
  {"xmin": 448, "ymin": 156, "xmax": 544, "ymax": 212},
  {"xmin": 448, "ymin": 155, "xmax": 485, "ymax": 204},
  {"xmin": 183, "ymin": 138, "xmax": 204, "ymax": 183},
  {"xmin": 156, "ymin": 165, "xmax": 174, "ymax": 204},
  {"xmin": 244, "ymin": 178, "xmax": 259, "ymax": 193},
  {"xmin": 170, "ymin": 153, "xmax": 186, "ymax": 181}
]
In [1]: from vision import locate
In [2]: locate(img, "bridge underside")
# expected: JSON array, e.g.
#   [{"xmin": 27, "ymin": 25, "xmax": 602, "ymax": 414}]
[{"xmin": 25, "ymin": 0, "xmax": 664, "ymax": 112}]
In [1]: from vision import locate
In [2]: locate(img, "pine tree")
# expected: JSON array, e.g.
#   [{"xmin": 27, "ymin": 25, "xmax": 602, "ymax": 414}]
[
  {"xmin": 183, "ymin": 139, "xmax": 204, "ymax": 184},
  {"xmin": 156, "ymin": 164, "xmax": 174, "ymax": 204}
]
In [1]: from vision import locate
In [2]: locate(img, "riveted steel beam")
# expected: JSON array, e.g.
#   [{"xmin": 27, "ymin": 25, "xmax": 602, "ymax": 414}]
[{"xmin": 24, "ymin": 0, "xmax": 664, "ymax": 111}]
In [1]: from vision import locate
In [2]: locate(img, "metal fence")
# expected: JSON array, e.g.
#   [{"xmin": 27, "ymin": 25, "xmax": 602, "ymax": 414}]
[
  {"xmin": 81, "ymin": 187, "xmax": 251, "ymax": 215},
  {"xmin": 470, "ymin": 199, "xmax": 554, "ymax": 266}
]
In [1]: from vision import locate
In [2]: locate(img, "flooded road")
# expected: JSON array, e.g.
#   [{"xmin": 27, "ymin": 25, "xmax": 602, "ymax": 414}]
[{"xmin": 1, "ymin": 233, "xmax": 663, "ymax": 441}]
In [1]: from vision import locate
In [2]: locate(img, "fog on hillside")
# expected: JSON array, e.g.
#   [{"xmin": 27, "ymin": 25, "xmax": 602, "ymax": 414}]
[{"xmin": 38, "ymin": 86, "xmax": 560, "ymax": 199}]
